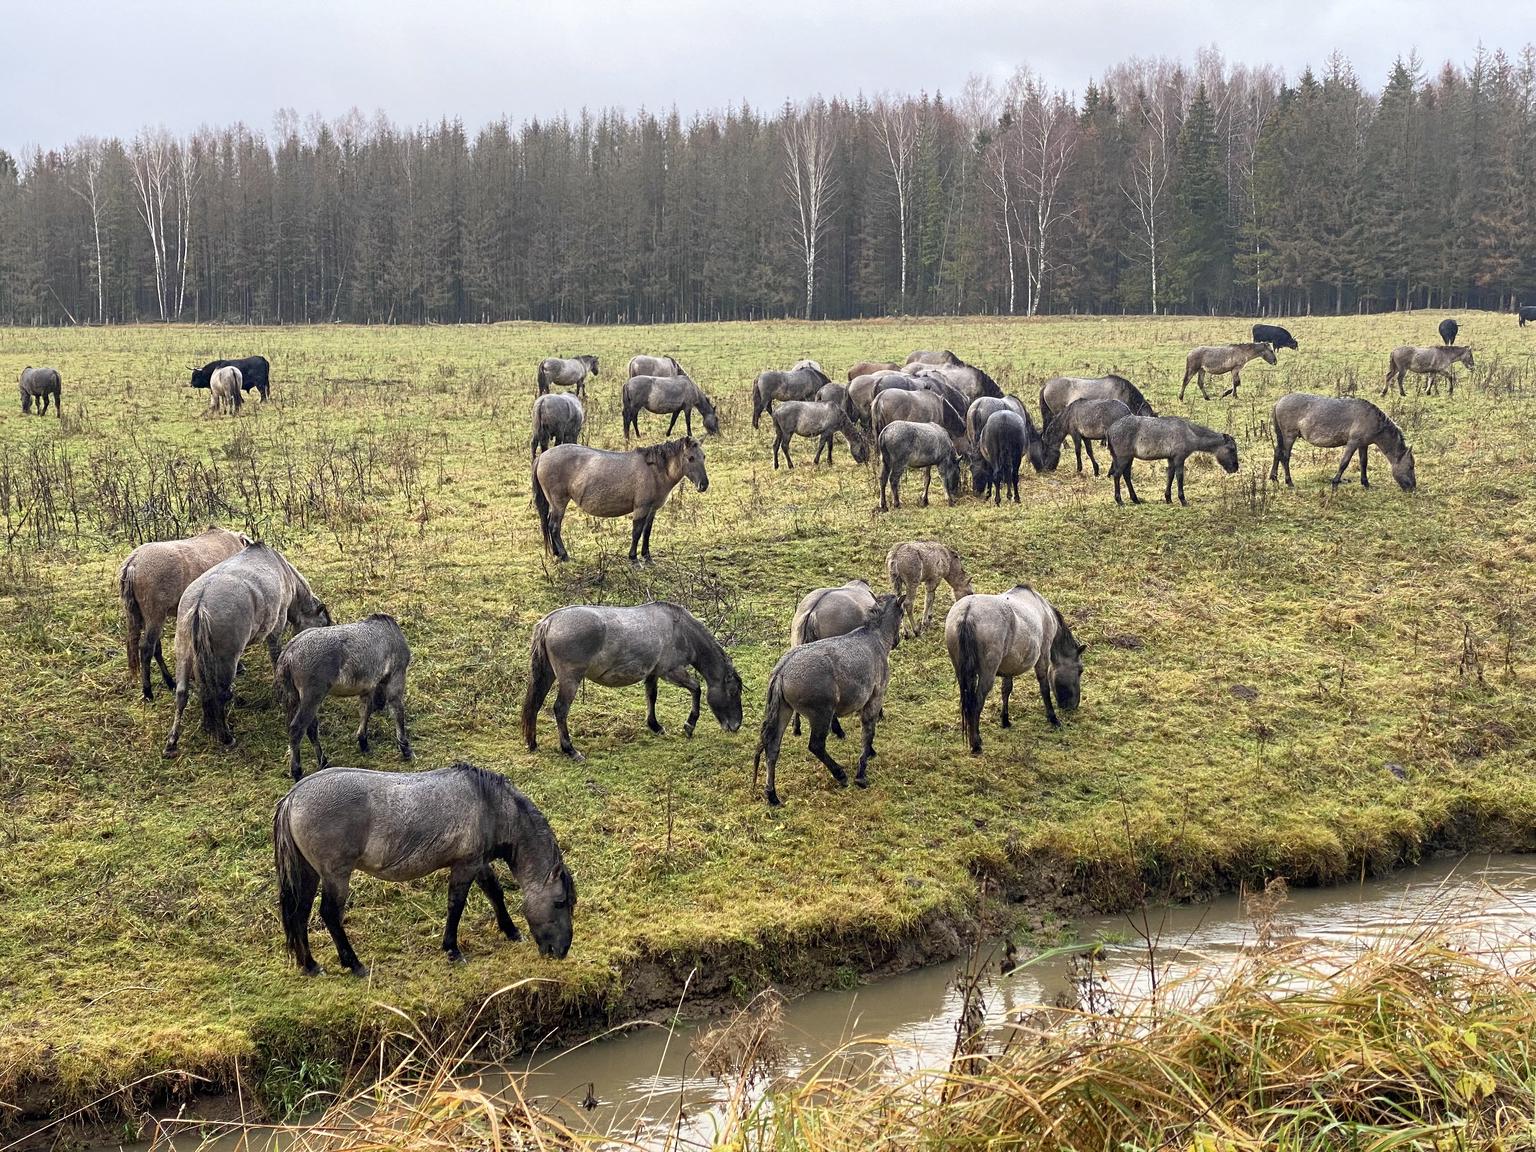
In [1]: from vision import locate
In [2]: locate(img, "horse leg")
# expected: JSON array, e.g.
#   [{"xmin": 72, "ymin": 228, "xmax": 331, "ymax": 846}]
[
  {"xmin": 645, "ymin": 675, "xmax": 664, "ymax": 734},
  {"xmin": 783, "ymin": 433, "xmax": 795, "ymax": 469},
  {"xmin": 288, "ymin": 862, "xmax": 321, "ymax": 975},
  {"xmin": 807, "ymin": 714, "xmax": 848, "ymax": 787},
  {"xmin": 475, "ymin": 867, "xmax": 521, "ymax": 941},
  {"xmin": 553, "ymin": 677, "xmax": 583, "ymax": 760},
  {"xmin": 1112, "ymin": 459, "xmax": 1125, "ymax": 505},
  {"xmin": 1176, "ymin": 461, "xmax": 1187, "ymax": 505},
  {"xmin": 1280, "ymin": 434, "xmax": 1295, "ymax": 486},
  {"xmin": 389, "ymin": 676, "xmax": 412, "ymax": 760},
  {"xmin": 1073, "ymin": 434, "xmax": 1085, "ymax": 473},
  {"xmin": 1164, "ymin": 461, "xmax": 1177, "ymax": 504},
  {"xmin": 920, "ymin": 580, "xmax": 937, "ymax": 636},
  {"xmin": 163, "ymin": 679, "xmax": 190, "ymax": 757},
  {"xmin": 1197, "ymin": 369, "xmax": 1211, "ymax": 400},
  {"xmin": 288, "ymin": 691, "xmax": 323, "ymax": 781},
  {"xmin": 1123, "ymin": 462, "xmax": 1142, "ymax": 504},
  {"xmin": 660, "ymin": 664, "xmax": 702, "ymax": 735},
  {"xmin": 319, "ymin": 873, "xmax": 367, "ymax": 977},
  {"xmin": 144, "ymin": 620, "xmax": 173, "ymax": 698},
  {"xmin": 1000, "ymin": 676, "xmax": 1014, "ymax": 728},
  {"xmin": 1179, "ymin": 370, "xmax": 1191, "ymax": 401},
  {"xmin": 441, "ymin": 863, "xmax": 477, "ymax": 962},
  {"xmin": 1221, "ymin": 369, "xmax": 1241, "ymax": 399},
  {"xmin": 855, "ymin": 706, "xmax": 878, "ymax": 788},
  {"xmin": 1358, "ymin": 444, "xmax": 1370, "ymax": 488},
  {"xmin": 1332, "ymin": 443, "xmax": 1357, "ymax": 487},
  {"xmin": 548, "ymin": 500, "xmax": 569, "ymax": 561},
  {"xmin": 1036, "ymin": 665, "xmax": 1062, "ymax": 728},
  {"xmin": 354, "ymin": 692, "xmax": 376, "ymax": 754},
  {"xmin": 920, "ymin": 467, "xmax": 932, "ymax": 507},
  {"xmin": 640, "ymin": 510, "xmax": 657, "ymax": 561},
  {"xmin": 684, "ymin": 409, "xmax": 693, "ymax": 436},
  {"xmin": 759, "ymin": 700, "xmax": 792, "ymax": 806},
  {"xmin": 629, "ymin": 515, "xmax": 646, "ymax": 563},
  {"xmin": 1082, "ymin": 438, "xmax": 1100, "ymax": 476}
]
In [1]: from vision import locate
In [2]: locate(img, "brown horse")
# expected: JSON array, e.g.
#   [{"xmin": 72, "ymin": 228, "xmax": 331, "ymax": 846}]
[{"xmin": 532, "ymin": 438, "xmax": 709, "ymax": 562}]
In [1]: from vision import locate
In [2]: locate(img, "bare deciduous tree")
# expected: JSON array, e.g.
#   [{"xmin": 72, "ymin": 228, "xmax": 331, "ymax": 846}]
[
  {"xmin": 1012, "ymin": 69, "xmax": 1080, "ymax": 315},
  {"xmin": 872, "ymin": 96, "xmax": 918, "ymax": 308},
  {"xmin": 783, "ymin": 101, "xmax": 839, "ymax": 320},
  {"xmin": 67, "ymin": 138, "xmax": 107, "ymax": 323}
]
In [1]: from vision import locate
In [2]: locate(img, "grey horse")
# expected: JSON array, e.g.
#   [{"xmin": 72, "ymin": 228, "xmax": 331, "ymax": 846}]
[
  {"xmin": 770, "ymin": 400, "xmax": 869, "ymax": 467},
  {"xmin": 906, "ymin": 350, "xmax": 962, "ymax": 367},
  {"xmin": 878, "ymin": 420, "xmax": 963, "ymax": 511},
  {"xmin": 628, "ymin": 354, "xmax": 684, "ymax": 378},
  {"xmin": 119, "ymin": 526, "xmax": 251, "ymax": 701},
  {"xmin": 1038, "ymin": 374, "xmax": 1154, "ymax": 426},
  {"xmin": 872, "ymin": 385, "xmax": 967, "ymax": 439},
  {"xmin": 847, "ymin": 360, "xmax": 900, "ymax": 381},
  {"xmin": 753, "ymin": 594, "xmax": 904, "ymax": 806},
  {"xmin": 277, "ymin": 614, "xmax": 413, "ymax": 780},
  {"xmin": 538, "ymin": 355, "xmax": 599, "ymax": 397},
  {"xmin": 1180, "ymin": 343, "xmax": 1277, "ymax": 400},
  {"xmin": 1033, "ymin": 397, "xmax": 1134, "ymax": 475},
  {"xmin": 1270, "ymin": 393, "xmax": 1416, "ymax": 491},
  {"xmin": 1108, "ymin": 415, "xmax": 1240, "ymax": 505},
  {"xmin": 521, "ymin": 601, "xmax": 743, "ymax": 760},
  {"xmin": 19, "ymin": 367, "xmax": 61, "ymax": 416},
  {"xmin": 622, "ymin": 373, "xmax": 720, "ymax": 439},
  {"xmin": 531, "ymin": 392, "xmax": 585, "ymax": 461},
  {"xmin": 975, "ymin": 409, "xmax": 1028, "ymax": 504},
  {"xmin": 751, "ymin": 361, "xmax": 832, "ymax": 428},
  {"xmin": 275, "ymin": 762, "xmax": 576, "ymax": 975},
  {"xmin": 532, "ymin": 438, "xmax": 708, "ymax": 562},
  {"xmin": 787, "ymin": 579, "xmax": 878, "ymax": 738},
  {"xmin": 208, "ymin": 365, "xmax": 243, "ymax": 415},
  {"xmin": 1382, "ymin": 345, "xmax": 1474, "ymax": 397},
  {"xmin": 849, "ymin": 370, "xmax": 915, "ymax": 425},
  {"xmin": 965, "ymin": 395, "xmax": 1029, "ymax": 443},
  {"xmin": 163, "ymin": 544, "xmax": 331, "ymax": 756},
  {"xmin": 945, "ymin": 584, "xmax": 1086, "ymax": 754},
  {"xmin": 913, "ymin": 361, "xmax": 1002, "ymax": 402},
  {"xmin": 886, "ymin": 541, "xmax": 974, "ymax": 639}
]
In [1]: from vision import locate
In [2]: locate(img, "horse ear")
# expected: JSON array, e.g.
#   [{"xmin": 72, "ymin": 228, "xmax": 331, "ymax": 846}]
[{"xmin": 1077, "ymin": 641, "xmax": 1090, "ymax": 655}]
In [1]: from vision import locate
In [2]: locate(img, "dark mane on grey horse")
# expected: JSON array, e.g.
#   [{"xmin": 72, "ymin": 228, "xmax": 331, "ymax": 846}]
[{"xmin": 638, "ymin": 439, "xmax": 687, "ymax": 466}]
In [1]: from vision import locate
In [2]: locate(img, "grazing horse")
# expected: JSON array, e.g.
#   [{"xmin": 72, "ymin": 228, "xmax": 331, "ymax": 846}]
[
  {"xmin": 849, "ymin": 371, "xmax": 913, "ymax": 425},
  {"xmin": 753, "ymin": 595, "xmax": 904, "ymax": 805},
  {"xmin": 914, "ymin": 361, "xmax": 1002, "ymax": 402},
  {"xmin": 1033, "ymin": 398, "xmax": 1133, "ymax": 475},
  {"xmin": 207, "ymin": 365, "xmax": 244, "ymax": 415},
  {"xmin": 1521, "ymin": 306, "xmax": 1536, "ymax": 327},
  {"xmin": 886, "ymin": 541, "xmax": 974, "ymax": 638},
  {"xmin": 1252, "ymin": 324, "xmax": 1298, "ymax": 351},
  {"xmin": 1382, "ymin": 345, "xmax": 1473, "ymax": 397},
  {"xmin": 1438, "ymin": 318, "xmax": 1459, "ymax": 346},
  {"xmin": 847, "ymin": 360, "xmax": 900, "ymax": 381},
  {"xmin": 538, "ymin": 355, "xmax": 599, "ymax": 397},
  {"xmin": 118, "ymin": 526, "xmax": 251, "ymax": 700},
  {"xmin": 1270, "ymin": 393, "xmax": 1416, "ymax": 492},
  {"xmin": 1181, "ymin": 343, "xmax": 1278, "ymax": 400},
  {"xmin": 751, "ymin": 362, "xmax": 832, "ymax": 428},
  {"xmin": 965, "ymin": 395, "xmax": 1029, "ymax": 443},
  {"xmin": 18, "ymin": 367, "xmax": 61, "ymax": 416},
  {"xmin": 1108, "ymin": 415, "xmax": 1239, "ymax": 506},
  {"xmin": 530, "ymin": 392, "xmax": 584, "ymax": 460},
  {"xmin": 274, "ymin": 762, "xmax": 575, "ymax": 975},
  {"xmin": 190, "ymin": 356, "xmax": 270, "ymax": 400},
  {"xmin": 906, "ymin": 349, "xmax": 961, "ymax": 367},
  {"xmin": 975, "ymin": 409, "xmax": 1029, "ymax": 504},
  {"xmin": 277, "ymin": 614, "xmax": 414, "ymax": 781},
  {"xmin": 945, "ymin": 585, "xmax": 1086, "ymax": 754},
  {"xmin": 878, "ymin": 421, "xmax": 963, "ymax": 511},
  {"xmin": 872, "ymin": 384, "xmax": 967, "ymax": 439},
  {"xmin": 521, "ymin": 602, "xmax": 742, "ymax": 760},
  {"xmin": 788, "ymin": 579, "xmax": 877, "ymax": 737},
  {"xmin": 622, "ymin": 373, "xmax": 720, "ymax": 439},
  {"xmin": 1039, "ymin": 374, "xmax": 1154, "ymax": 426},
  {"xmin": 163, "ymin": 544, "xmax": 331, "ymax": 756},
  {"xmin": 532, "ymin": 438, "xmax": 708, "ymax": 562},
  {"xmin": 770, "ymin": 400, "xmax": 868, "ymax": 468},
  {"xmin": 628, "ymin": 354, "xmax": 684, "ymax": 379}
]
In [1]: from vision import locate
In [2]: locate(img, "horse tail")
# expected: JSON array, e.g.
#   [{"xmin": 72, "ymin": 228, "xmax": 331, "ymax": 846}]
[
  {"xmin": 521, "ymin": 617, "xmax": 556, "ymax": 751},
  {"xmin": 953, "ymin": 608, "xmax": 984, "ymax": 741},
  {"xmin": 119, "ymin": 559, "xmax": 143, "ymax": 674},
  {"xmin": 190, "ymin": 596, "xmax": 228, "ymax": 734},
  {"xmin": 275, "ymin": 654, "xmax": 297, "ymax": 723},
  {"xmin": 531, "ymin": 460, "xmax": 553, "ymax": 553},
  {"xmin": 751, "ymin": 378, "xmax": 766, "ymax": 429},
  {"xmin": 753, "ymin": 667, "xmax": 787, "ymax": 774},
  {"xmin": 274, "ymin": 792, "xmax": 316, "ymax": 966},
  {"xmin": 537, "ymin": 360, "xmax": 551, "ymax": 394},
  {"xmin": 1038, "ymin": 387, "xmax": 1054, "ymax": 428}
]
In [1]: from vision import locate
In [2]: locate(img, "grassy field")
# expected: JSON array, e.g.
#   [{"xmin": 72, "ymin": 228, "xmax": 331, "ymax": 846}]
[{"xmin": 2, "ymin": 313, "xmax": 1535, "ymax": 1127}]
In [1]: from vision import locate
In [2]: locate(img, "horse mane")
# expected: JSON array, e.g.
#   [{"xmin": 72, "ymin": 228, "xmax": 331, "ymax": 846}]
[
  {"xmin": 449, "ymin": 759, "xmax": 542, "ymax": 825},
  {"xmin": 694, "ymin": 389, "xmax": 716, "ymax": 415},
  {"xmin": 364, "ymin": 612, "xmax": 398, "ymax": 624},
  {"xmin": 638, "ymin": 439, "xmax": 686, "ymax": 465},
  {"xmin": 1107, "ymin": 375, "xmax": 1151, "ymax": 413}
]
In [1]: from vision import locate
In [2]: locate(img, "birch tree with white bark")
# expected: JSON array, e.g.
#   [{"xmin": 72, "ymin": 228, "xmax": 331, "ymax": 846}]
[
  {"xmin": 872, "ymin": 95, "xmax": 918, "ymax": 308},
  {"xmin": 782, "ymin": 100, "xmax": 838, "ymax": 320}
]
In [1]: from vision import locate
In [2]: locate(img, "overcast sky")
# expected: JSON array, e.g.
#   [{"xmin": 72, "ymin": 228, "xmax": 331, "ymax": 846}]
[{"xmin": 3, "ymin": 0, "xmax": 1528, "ymax": 153}]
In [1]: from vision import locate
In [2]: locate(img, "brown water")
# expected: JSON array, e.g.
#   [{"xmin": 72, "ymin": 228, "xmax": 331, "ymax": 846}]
[{"xmin": 120, "ymin": 853, "xmax": 1536, "ymax": 1151}]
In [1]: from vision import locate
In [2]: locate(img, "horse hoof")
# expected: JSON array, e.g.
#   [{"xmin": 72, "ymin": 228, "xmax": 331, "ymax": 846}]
[
  {"xmin": 565, "ymin": 749, "xmax": 586, "ymax": 763},
  {"xmin": 970, "ymin": 744, "xmax": 982, "ymax": 756},
  {"xmin": 854, "ymin": 778, "xmax": 869, "ymax": 789},
  {"xmin": 358, "ymin": 737, "xmax": 370, "ymax": 753},
  {"xmin": 682, "ymin": 723, "xmax": 696, "ymax": 738},
  {"xmin": 766, "ymin": 789, "xmax": 782, "ymax": 807},
  {"xmin": 647, "ymin": 721, "xmax": 664, "ymax": 735},
  {"xmin": 1001, "ymin": 718, "xmax": 1011, "ymax": 729},
  {"xmin": 446, "ymin": 950, "xmax": 467, "ymax": 965},
  {"xmin": 399, "ymin": 746, "xmax": 414, "ymax": 761},
  {"xmin": 301, "ymin": 962, "xmax": 322, "ymax": 977},
  {"xmin": 349, "ymin": 963, "xmax": 370, "ymax": 979},
  {"xmin": 162, "ymin": 744, "xmax": 178, "ymax": 759},
  {"xmin": 833, "ymin": 775, "xmax": 848, "ymax": 788}
]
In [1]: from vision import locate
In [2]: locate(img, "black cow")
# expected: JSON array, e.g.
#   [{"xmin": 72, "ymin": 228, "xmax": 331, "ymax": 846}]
[
  {"xmin": 189, "ymin": 356, "xmax": 271, "ymax": 400},
  {"xmin": 1438, "ymin": 318, "xmax": 1459, "ymax": 346},
  {"xmin": 1520, "ymin": 306, "xmax": 1536, "ymax": 327},
  {"xmin": 1251, "ymin": 323, "xmax": 1298, "ymax": 351}
]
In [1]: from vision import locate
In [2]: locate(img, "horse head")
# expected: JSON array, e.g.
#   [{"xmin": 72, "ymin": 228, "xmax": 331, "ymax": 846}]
[
  {"xmin": 1258, "ymin": 343, "xmax": 1278, "ymax": 365},
  {"xmin": 680, "ymin": 437, "xmax": 709, "ymax": 492},
  {"xmin": 707, "ymin": 657, "xmax": 743, "ymax": 733},
  {"xmin": 519, "ymin": 861, "xmax": 576, "ymax": 960},
  {"xmin": 1215, "ymin": 435, "xmax": 1240, "ymax": 474}
]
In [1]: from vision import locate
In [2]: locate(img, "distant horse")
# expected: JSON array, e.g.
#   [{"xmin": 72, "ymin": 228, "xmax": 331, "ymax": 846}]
[
  {"xmin": 163, "ymin": 544, "xmax": 331, "ymax": 756},
  {"xmin": 274, "ymin": 762, "xmax": 575, "ymax": 975},
  {"xmin": 751, "ymin": 362, "xmax": 832, "ymax": 427},
  {"xmin": 1252, "ymin": 324, "xmax": 1298, "ymax": 351},
  {"xmin": 1382, "ymin": 345, "xmax": 1473, "ymax": 396},
  {"xmin": 1181, "ymin": 343, "xmax": 1277, "ymax": 400},
  {"xmin": 521, "ymin": 602, "xmax": 742, "ymax": 760},
  {"xmin": 190, "ymin": 356, "xmax": 270, "ymax": 400},
  {"xmin": 945, "ymin": 585, "xmax": 1086, "ymax": 754},
  {"xmin": 530, "ymin": 392, "xmax": 584, "ymax": 460},
  {"xmin": 974, "ymin": 410, "xmax": 1029, "ymax": 504},
  {"xmin": 538, "ymin": 355, "xmax": 599, "ymax": 397},
  {"xmin": 118, "ymin": 526, "xmax": 251, "ymax": 700},
  {"xmin": 847, "ymin": 360, "xmax": 900, "ymax": 381},
  {"xmin": 1270, "ymin": 393, "xmax": 1416, "ymax": 491},
  {"xmin": 19, "ymin": 367, "xmax": 61, "ymax": 416},
  {"xmin": 277, "ymin": 614, "xmax": 414, "ymax": 781},
  {"xmin": 906, "ymin": 350, "xmax": 962, "ymax": 367},
  {"xmin": 532, "ymin": 438, "xmax": 708, "ymax": 562},
  {"xmin": 1438, "ymin": 318, "xmax": 1459, "ymax": 346},
  {"xmin": 1521, "ymin": 306, "xmax": 1536, "ymax": 327},
  {"xmin": 622, "ymin": 373, "xmax": 720, "ymax": 439},
  {"xmin": 628, "ymin": 354, "xmax": 684, "ymax": 378},
  {"xmin": 1033, "ymin": 397, "xmax": 1133, "ymax": 475},
  {"xmin": 1039, "ymin": 374, "xmax": 1154, "ymax": 426},
  {"xmin": 878, "ymin": 420, "xmax": 963, "ymax": 511},
  {"xmin": 753, "ymin": 595, "xmax": 904, "ymax": 805},
  {"xmin": 788, "ymin": 579, "xmax": 877, "ymax": 737},
  {"xmin": 886, "ymin": 541, "xmax": 974, "ymax": 638},
  {"xmin": 1108, "ymin": 415, "xmax": 1239, "ymax": 505},
  {"xmin": 207, "ymin": 365, "xmax": 244, "ymax": 415},
  {"xmin": 770, "ymin": 400, "xmax": 869, "ymax": 467},
  {"xmin": 914, "ymin": 361, "xmax": 1002, "ymax": 402}
]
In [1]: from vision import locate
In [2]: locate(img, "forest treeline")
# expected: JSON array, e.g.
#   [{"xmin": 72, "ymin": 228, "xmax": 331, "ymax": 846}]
[{"xmin": 2, "ymin": 47, "xmax": 1534, "ymax": 326}]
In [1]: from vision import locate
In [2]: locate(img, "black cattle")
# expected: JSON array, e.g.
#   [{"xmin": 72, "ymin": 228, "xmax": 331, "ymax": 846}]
[
  {"xmin": 1438, "ymin": 318, "xmax": 1459, "ymax": 346},
  {"xmin": 1251, "ymin": 323, "xmax": 1298, "ymax": 351},
  {"xmin": 1520, "ymin": 306, "xmax": 1536, "ymax": 327},
  {"xmin": 189, "ymin": 356, "xmax": 271, "ymax": 400}
]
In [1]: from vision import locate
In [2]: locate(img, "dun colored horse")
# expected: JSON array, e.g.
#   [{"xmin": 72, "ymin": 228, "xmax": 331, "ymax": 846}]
[
  {"xmin": 1181, "ymin": 343, "xmax": 1277, "ymax": 400},
  {"xmin": 1108, "ymin": 415, "xmax": 1239, "ymax": 505},
  {"xmin": 1270, "ymin": 393, "xmax": 1416, "ymax": 491},
  {"xmin": 19, "ymin": 367, "xmax": 61, "ymax": 416},
  {"xmin": 886, "ymin": 541, "xmax": 974, "ymax": 638},
  {"xmin": 1382, "ymin": 345, "xmax": 1473, "ymax": 396},
  {"xmin": 538, "ymin": 355, "xmax": 599, "ymax": 397}
]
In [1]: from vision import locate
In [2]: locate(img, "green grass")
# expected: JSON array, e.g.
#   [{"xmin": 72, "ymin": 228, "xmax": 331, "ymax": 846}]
[{"xmin": 1, "ymin": 314, "xmax": 1534, "ymax": 1125}]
